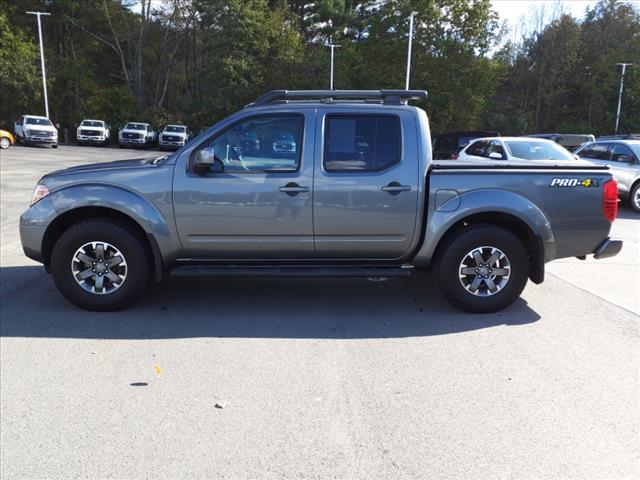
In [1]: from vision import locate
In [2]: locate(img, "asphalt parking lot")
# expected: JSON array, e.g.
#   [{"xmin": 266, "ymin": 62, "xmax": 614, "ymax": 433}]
[{"xmin": 1, "ymin": 145, "xmax": 638, "ymax": 479}]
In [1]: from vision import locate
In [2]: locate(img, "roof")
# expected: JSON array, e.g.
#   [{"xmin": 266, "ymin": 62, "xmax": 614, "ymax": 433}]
[{"xmin": 24, "ymin": 115, "xmax": 48, "ymax": 119}]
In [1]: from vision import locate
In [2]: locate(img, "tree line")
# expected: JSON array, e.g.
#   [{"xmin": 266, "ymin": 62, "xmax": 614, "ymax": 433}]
[{"xmin": 1, "ymin": 0, "xmax": 638, "ymax": 137}]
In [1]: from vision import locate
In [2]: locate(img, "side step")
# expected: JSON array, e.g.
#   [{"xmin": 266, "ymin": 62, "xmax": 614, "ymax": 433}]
[{"xmin": 171, "ymin": 265, "xmax": 413, "ymax": 278}]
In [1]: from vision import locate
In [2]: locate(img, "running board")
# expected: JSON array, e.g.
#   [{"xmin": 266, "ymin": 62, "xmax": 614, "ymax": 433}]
[{"xmin": 171, "ymin": 265, "xmax": 413, "ymax": 278}]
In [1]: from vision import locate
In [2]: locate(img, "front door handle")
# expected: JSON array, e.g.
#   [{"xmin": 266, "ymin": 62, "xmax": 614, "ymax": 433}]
[
  {"xmin": 381, "ymin": 182, "xmax": 411, "ymax": 195},
  {"xmin": 279, "ymin": 182, "xmax": 309, "ymax": 196}
]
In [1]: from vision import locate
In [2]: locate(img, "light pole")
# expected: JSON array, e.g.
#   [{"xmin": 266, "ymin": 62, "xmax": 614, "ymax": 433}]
[
  {"xmin": 324, "ymin": 43, "xmax": 341, "ymax": 90},
  {"xmin": 615, "ymin": 63, "xmax": 633, "ymax": 135},
  {"xmin": 26, "ymin": 11, "xmax": 51, "ymax": 118},
  {"xmin": 405, "ymin": 12, "xmax": 418, "ymax": 90}
]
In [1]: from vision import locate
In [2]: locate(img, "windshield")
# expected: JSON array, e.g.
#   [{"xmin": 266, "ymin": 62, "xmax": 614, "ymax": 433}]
[
  {"xmin": 164, "ymin": 125, "xmax": 186, "ymax": 133},
  {"xmin": 506, "ymin": 140, "xmax": 575, "ymax": 161},
  {"xmin": 26, "ymin": 117, "xmax": 52, "ymax": 126},
  {"xmin": 81, "ymin": 120, "xmax": 104, "ymax": 127},
  {"xmin": 124, "ymin": 123, "xmax": 146, "ymax": 130}
]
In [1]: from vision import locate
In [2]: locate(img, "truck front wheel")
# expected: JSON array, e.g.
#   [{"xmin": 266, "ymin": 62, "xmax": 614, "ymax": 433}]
[
  {"xmin": 51, "ymin": 219, "xmax": 150, "ymax": 311},
  {"xmin": 436, "ymin": 225, "xmax": 528, "ymax": 313}
]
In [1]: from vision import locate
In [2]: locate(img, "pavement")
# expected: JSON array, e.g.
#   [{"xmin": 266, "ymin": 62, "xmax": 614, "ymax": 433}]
[{"xmin": 1, "ymin": 145, "xmax": 638, "ymax": 479}]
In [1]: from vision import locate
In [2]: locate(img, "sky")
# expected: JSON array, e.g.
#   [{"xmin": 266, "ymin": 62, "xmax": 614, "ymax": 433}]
[{"xmin": 492, "ymin": 0, "xmax": 600, "ymax": 42}]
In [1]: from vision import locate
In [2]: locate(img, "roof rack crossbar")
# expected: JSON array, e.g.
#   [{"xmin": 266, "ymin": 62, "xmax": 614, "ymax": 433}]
[{"xmin": 246, "ymin": 89, "xmax": 428, "ymax": 107}]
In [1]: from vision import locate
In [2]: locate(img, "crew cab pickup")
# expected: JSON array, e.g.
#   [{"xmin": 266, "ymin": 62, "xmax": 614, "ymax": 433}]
[
  {"xmin": 77, "ymin": 119, "xmax": 110, "ymax": 146},
  {"xmin": 20, "ymin": 90, "xmax": 622, "ymax": 312},
  {"xmin": 118, "ymin": 122, "xmax": 156, "ymax": 148},
  {"xmin": 158, "ymin": 124, "xmax": 191, "ymax": 150},
  {"xmin": 14, "ymin": 115, "xmax": 58, "ymax": 148}
]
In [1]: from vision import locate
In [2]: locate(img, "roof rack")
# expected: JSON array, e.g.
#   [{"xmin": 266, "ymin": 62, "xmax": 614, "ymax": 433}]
[{"xmin": 246, "ymin": 89, "xmax": 428, "ymax": 107}]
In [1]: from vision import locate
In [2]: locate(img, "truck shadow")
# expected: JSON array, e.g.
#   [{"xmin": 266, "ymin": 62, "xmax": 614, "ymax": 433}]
[{"xmin": 0, "ymin": 266, "xmax": 540, "ymax": 340}]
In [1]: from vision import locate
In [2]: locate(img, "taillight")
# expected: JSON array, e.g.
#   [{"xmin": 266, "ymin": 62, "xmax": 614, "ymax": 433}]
[{"xmin": 602, "ymin": 179, "xmax": 618, "ymax": 222}]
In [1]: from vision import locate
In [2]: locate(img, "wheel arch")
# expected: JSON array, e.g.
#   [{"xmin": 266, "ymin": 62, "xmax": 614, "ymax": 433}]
[
  {"xmin": 429, "ymin": 212, "xmax": 546, "ymax": 284},
  {"xmin": 42, "ymin": 206, "xmax": 164, "ymax": 282}
]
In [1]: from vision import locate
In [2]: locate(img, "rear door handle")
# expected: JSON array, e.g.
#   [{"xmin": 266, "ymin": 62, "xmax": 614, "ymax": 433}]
[
  {"xmin": 279, "ymin": 183, "xmax": 309, "ymax": 196},
  {"xmin": 382, "ymin": 182, "xmax": 411, "ymax": 194}
]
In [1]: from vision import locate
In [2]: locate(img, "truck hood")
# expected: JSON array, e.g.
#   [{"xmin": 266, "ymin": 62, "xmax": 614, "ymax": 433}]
[
  {"xmin": 25, "ymin": 124, "xmax": 57, "ymax": 133},
  {"xmin": 45, "ymin": 157, "xmax": 160, "ymax": 178}
]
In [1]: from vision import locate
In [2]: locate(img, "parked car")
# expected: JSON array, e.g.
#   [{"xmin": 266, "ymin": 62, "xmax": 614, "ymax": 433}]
[
  {"xmin": 523, "ymin": 133, "xmax": 595, "ymax": 151},
  {"xmin": 457, "ymin": 137, "xmax": 577, "ymax": 162},
  {"xmin": 76, "ymin": 119, "xmax": 110, "ymax": 146},
  {"xmin": 20, "ymin": 89, "xmax": 621, "ymax": 313},
  {"xmin": 118, "ymin": 122, "xmax": 156, "ymax": 148},
  {"xmin": 432, "ymin": 130, "xmax": 500, "ymax": 159},
  {"xmin": 272, "ymin": 132, "xmax": 296, "ymax": 155},
  {"xmin": 574, "ymin": 139, "xmax": 640, "ymax": 211},
  {"xmin": 14, "ymin": 115, "xmax": 58, "ymax": 148},
  {"xmin": 0, "ymin": 129, "xmax": 15, "ymax": 149},
  {"xmin": 158, "ymin": 124, "xmax": 191, "ymax": 150}
]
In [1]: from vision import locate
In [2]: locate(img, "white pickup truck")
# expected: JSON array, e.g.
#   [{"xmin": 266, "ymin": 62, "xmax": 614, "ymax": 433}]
[
  {"xmin": 14, "ymin": 115, "xmax": 58, "ymax": 148},
  {"xmin": 118, "ymin": 122, "xmax": 157, "ymax": 148},
  {"xmin": 158, "ymin": 124, "xmax": 191, "ymax": 150},
  {"xmin": 76, "ymin": 119, "xmax": 110, "ymax": 146}
]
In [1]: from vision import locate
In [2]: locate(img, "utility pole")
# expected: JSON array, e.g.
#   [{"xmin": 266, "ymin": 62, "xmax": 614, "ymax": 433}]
[
  {"xmin": 26, "ymin": 11, "xmax": 51, "ymax": 118},
  {"xmin": 405, "ymin": 12, "xmax": 418, "ymax": 90},
  {"xmin": 615, "ymin": 63, "xmax": 633, "ymax": 135},
  {"xmin": 324, "ymin": 43, "xmax": 341, "ymax": 90}
]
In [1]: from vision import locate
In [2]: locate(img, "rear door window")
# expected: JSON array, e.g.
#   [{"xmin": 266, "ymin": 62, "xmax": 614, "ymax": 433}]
[
  {"xmin": 324, "ymin": 115, "xmax": 401, "ymax": 172},
  {"xmin": 579, "ymin": 144, "xmax": 611, "ymax": 160}
]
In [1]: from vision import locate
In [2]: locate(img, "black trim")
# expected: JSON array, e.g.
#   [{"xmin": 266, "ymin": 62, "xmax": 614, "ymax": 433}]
[
  {"xmin": 146, "ymin": 233, "xmax": 164, "ymax": 282},
  {"xmin": 529, "ymin": 235, "xmax": 545, "ymax": 284},
  {"xmin": 247, "ymin": 89, "xmax": 427, "ymax": 107}
]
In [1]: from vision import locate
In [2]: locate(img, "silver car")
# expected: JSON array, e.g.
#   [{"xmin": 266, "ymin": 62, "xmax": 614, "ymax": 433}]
[{"xmin": 575, "ymin": 139, "xmax": 640, "ymax": 211}]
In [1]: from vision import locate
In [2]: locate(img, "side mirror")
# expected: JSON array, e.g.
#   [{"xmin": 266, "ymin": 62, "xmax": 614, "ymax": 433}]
[
  {"xmin": 489, "ymin": 152, "xmax": 503, "ymax": 160},
  {"xmin": 192, "ymin": 147, "xmax": 223, "ymax": 174}
]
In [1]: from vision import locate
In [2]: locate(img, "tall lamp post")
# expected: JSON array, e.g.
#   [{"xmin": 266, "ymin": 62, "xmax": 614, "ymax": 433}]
[
  {"xmin": 26, "ymin": 11, "xmax": 51, "ymax": 118},
  {"xmin": 615, "ymin": 63, "xmax": 633, "ymax": 135},
  {"xmin": 405, "ymin": 12, "xmax": 418, "ymax": 90},
  {"xmin": 324, "ymin": 43, "xmax": 341, "ymax": 90}
]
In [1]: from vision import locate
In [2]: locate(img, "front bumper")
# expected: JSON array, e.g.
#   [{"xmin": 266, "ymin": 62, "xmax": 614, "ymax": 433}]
[
  {"xmin": 119, "ymin": 138, "xmax": 147, "ymax": 145},
  {"xmin": 26, "ymin": 136, "xmax": 57, "ymax": 144},
  {"xmin": 78, "ymin": 135, "xmax": 106, "ymax": 142},
  {"xmin": 593, "ymin": 237, "xmax": 623, "ymax": 259},
  {"xmin": 159, "ymin": 140, "xmax": 185, "ymax": 147}
]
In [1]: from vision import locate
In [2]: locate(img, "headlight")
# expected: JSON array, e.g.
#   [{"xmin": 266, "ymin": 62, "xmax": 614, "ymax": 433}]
[{"xmin": 30, "ymin": 183, "xmax": 50, "ymax": 206}]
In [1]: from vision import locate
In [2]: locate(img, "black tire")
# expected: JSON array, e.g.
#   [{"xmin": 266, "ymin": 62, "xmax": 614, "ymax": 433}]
[
  {"xmin": 51, "ymin": 219, "xmax": 151, "ymax": 311},
  {"xmin": 436, "ymin": 224, "xmax": 528, "ymax": 313},
  {"xmin": 630, "ymin": 183, "xmax": 640, "ymax": 213},
  {"xmin": 52, "ymin": 144, "xmax": 58, "ymax": 149}
]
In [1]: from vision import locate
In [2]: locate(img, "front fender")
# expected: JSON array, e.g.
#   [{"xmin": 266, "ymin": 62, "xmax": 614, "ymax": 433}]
[{"xmin": 412, "ymin": 189, "xmax": 555, "ymax": 266}]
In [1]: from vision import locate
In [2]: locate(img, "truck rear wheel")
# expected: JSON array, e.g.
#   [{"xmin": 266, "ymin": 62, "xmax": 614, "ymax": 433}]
[
  {"xmin": 51, "ymin": 219, "xmax": 150, "ymax": 311},
  {"xmin": 436, "ymin": 225, "xmax": 528, "ymax": 313}
]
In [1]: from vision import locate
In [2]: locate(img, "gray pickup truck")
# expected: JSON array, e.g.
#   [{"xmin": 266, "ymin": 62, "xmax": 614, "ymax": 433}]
[{"xmin": 20, "ymin": 90, "xmax": 622, "ymax": 313}]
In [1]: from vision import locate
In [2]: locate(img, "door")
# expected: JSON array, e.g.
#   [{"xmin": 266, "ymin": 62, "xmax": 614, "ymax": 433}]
[
  {"xmin": 173, "ymin": 112, "xmax": 315, "ymax": 259},
  {"xmin": 313, "ymin": 109, "xmax": 420, "ymax": 259},
  {"xmin": 608, "ymin": 143, "xmax": 639, "ymax": 195}
]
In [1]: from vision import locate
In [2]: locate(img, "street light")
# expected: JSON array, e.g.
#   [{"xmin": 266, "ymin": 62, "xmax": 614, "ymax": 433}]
[
  {"xmin": 26, "ymin": 11, "xmax": 51, "ymax": 118},
  {"xmin": 405, "ymin": 12, "xmax": 418, "ymax": 90},
  {"xmin": 323, "ymin": 43, "xmax": 341, "ymax": 90},
  {"xmin": 615, "ymin": 63, "xmax": 633, "ymax": 135}
]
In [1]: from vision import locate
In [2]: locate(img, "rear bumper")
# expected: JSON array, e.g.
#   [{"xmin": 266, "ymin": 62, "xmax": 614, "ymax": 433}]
[{"xmin": 593, "ymin": 238, "xmax": 623, "ymax": 259}]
